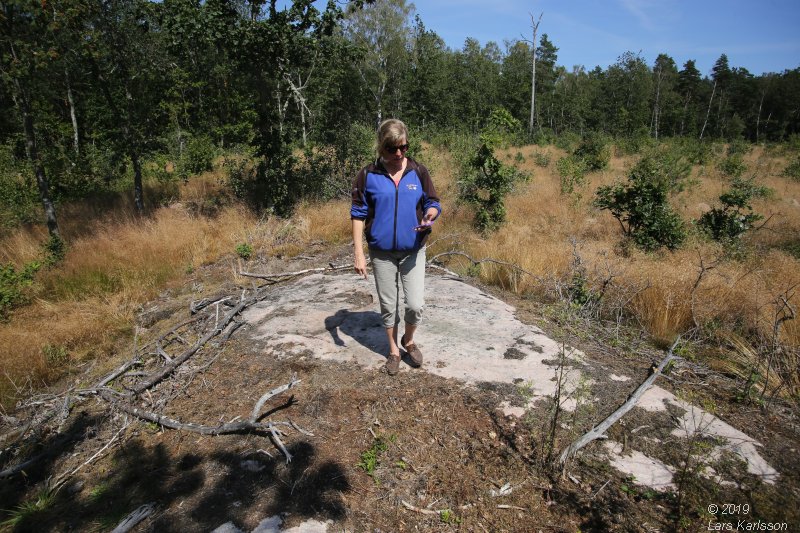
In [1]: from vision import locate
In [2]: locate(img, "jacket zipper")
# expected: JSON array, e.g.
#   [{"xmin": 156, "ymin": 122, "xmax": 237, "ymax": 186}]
[
  {"xmin": 383, "ymin": 165, "xmax": 410, "ymax": 251},
  {"xmin": 392, "ymin": 175, "xmax": 401, "ymax": 250}
]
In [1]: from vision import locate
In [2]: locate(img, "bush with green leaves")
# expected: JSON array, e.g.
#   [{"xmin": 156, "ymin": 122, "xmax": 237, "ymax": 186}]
[
  {"xmin": 480, "ymin": 108, "xmax": 524, "ymax": 148},
  {"xmin": 556, "ymin": 155, "xmax": 587, "ymax": 195},
  {"xmin": 300, "ymin": 122, "xmax": 375, "ymax": 201},
  {"xmin": 783, "ymin": 157, "xmax": 800, "ymax": 181},
  {"xmin": 594, "ymin": 151, "xmax": 690, "ymax": 251},
  {"xmin": 460, "ymin": 109, "xmax": 529, "ymax": 232},
  {"xmin": 614, "ymin": 133, "xmax": 655, "ymax": 156},
  {"xmin": 697, "ymin": 176, "xmax": 769, "ymax": 242},
  {"xmin": 554, "ymin": 131, "xmax": 581, "ymax": 152},
  {"xmin": 235, "ymin": 243, "xmax": 253, "ymax": 260},
  {"xmin": 0, "ymin": 261, "xmax": 40, "ymax": 320},
  {"xmin": 534, "ymin": 151, "xmax": 551, "ymax": 167},
  {"xmin": 717, "ymin": 153, "xmax": 746, "ymax": 178},
  {"xmin": 0, "ymin": 144, "xmax": 40, "ymax": 228},
  {"xmin": 668, "ymin": 137, "xmax": 714, "ymax": 165},
  {"xmin": 573, "ymin": 132, "xmax": 611, "ymax": 171},
  {"xmin": 726, "ymin": 139, "xmax": 751, "ymax": 157},
  {"xmin": 177, "ymin": 135, "xmax": 218, "ymax": 181}
]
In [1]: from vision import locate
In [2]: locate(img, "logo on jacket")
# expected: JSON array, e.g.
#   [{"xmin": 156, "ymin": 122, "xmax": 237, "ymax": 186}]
[{"xmin": 406, "ymin": 184, "xmax": 418, "ymax": 190}]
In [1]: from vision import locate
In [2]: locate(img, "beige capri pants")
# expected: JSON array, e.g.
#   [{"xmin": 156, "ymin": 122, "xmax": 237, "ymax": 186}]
[{"xmin": 369, "ymin": 247, "xmax": 426, "ymax": 328}]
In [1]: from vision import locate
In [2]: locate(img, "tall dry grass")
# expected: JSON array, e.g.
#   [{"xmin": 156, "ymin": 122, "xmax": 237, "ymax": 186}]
[
  {"xmin": 416, "ymin": 142, "xmax": 800, "ymax": 356},
  {"xmin": 1, "ymin": 143, "xmax": 798, "ymax": 407}
]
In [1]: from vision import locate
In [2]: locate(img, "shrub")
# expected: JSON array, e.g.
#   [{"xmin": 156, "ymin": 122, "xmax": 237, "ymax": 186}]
[
  {"xmin": 235, "ymin": 243, "xmax": 253, "ymax": 260},
  {"xmin": 594, "ymin": 152, "xmax": 690, "ymax": 251},
  {"xmin": 556, "ymin": 155, "xmax": 587, "ymax": 195},
  {"xmin": 717, "ymin": 153, "xmax": 746, "ymax": 178},
  {"xmin": 298, "ymin": 122, "xmax": 375, "ymax": 202},
  {"xmin": 42, "ymin": 234, "xmax": 66, "ymax": 267},
  {"xmin": 531, "ymin": 128, "xmax": 556, "ymax": 146},
  {"xmin": 177, "ymin": 135, "xmax": 218, "ymax": 180},
  {"xmin": 0, "ymin": 260, "xmax": 40, "ymax": 319},
  {"xmin": 0, "ymin": 144, "xmax": 40, "ymax": 228},
  {"xmin": 481, "ymin": 108, "xmax": 524, "ymax": 148},
  {"xmin": 225, "ymin": 155, "xmax": 259, "ymax": 205},
  {"xmin": 573, "ymin": 132, "xmax": 611, "ymax": 171},
  {"xmin": 554, "ymin": 131, "xmax": 581, "ymax": 152},
  {"xmin": 460, "ymin": 113, "xmax": 529, "ymax": 232},
  {"xmin": 727, "ymin": 139, "xmax": 752, "ymax": 157},
  {"xmin": 783, "ymin": 157, "xmax": 800, "ymax": 181},
  {"xmin": 697, "ymin": 176, "xmax": 769, "ymax": 242},
  {"xmin": 614, "ymin": 133, "xmax": 655, "ymax": 156},
  {"xmin": 670, "ymin": 137, "xmax": 714, "ymax": 166},
  {"xmin": 534, "ymin": 152, "xmax": 551, "ymax": 167}
]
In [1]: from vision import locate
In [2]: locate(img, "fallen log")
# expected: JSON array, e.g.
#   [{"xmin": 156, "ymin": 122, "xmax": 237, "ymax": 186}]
[{"xmin": 558, "ymin": 336, "xmax": 681, "ymax": 465}]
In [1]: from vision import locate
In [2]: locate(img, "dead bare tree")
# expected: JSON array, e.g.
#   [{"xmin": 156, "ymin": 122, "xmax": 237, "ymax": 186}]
[
  {"xmin": 524, "ymin": 12, "xmax": 543, "ymax": 135},
  {"xmin": 699, "ymin": 79, "xmax": 716, "ymax": 140}
]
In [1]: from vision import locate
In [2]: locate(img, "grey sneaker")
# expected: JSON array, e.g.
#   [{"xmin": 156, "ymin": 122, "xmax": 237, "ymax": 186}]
[
  {"xmin": 401, "ymin": 336, "xmax": 423, "ymax": 367},
  {"xmin": 385, "ymin": 354, "xmax": 401, "ymax": 375}
]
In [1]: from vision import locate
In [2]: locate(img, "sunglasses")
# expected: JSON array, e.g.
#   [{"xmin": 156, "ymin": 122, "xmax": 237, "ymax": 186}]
[{"xmin": 384, "ymin": 143, "xmax": 410, "ymax": 153}]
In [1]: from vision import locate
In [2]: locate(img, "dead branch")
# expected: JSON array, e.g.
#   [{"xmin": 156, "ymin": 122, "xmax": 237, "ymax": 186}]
[
  {"xmin": 99, "ymin": 375, "xmax": 302, "ymax": 463},
  {"xmin": 250, "ymin": 376, "xmax": 301, "ymax": 422},
  {"xmin": 111, "ymin": 503, "xmax": 155, "ymax": 533},
  {"xmin": 51, "ymin": 422, "xmax": 129, "ymax": 493},
  {"xmin": 96, "ymin": 358, "xmax": 143, "ymax": 388},
  {"xmin": 239, "ymin": 263, "xmax": 351, "ymax": 281},
  {"xmin": 426, "ymin": 251, "xmax": 545, "ymax": 283},
  {"xmin": 400, "ymin": 500, "xmax": 442, "ymax": 516},
  {"xmin": 190, "ymin": 295, "xmax": 233, "ymax": 314},
  {"xmin": 558, "ymin": 336, "xmax": 681, "ymax": 465},
  {"xmin": 131, "ymin": 299, "xmax": 249, "ymax": 394}
]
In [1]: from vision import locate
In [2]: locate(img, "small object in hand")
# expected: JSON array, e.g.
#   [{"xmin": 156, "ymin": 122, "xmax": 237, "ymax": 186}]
[{"xmin": 413, "ymin": 221, "xmax": 433, "ymax": 232}]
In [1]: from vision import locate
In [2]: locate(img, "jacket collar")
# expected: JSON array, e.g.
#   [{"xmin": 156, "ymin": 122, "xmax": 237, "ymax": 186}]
[{"xmin": 371, "ymin": 157, "xmax": 419, "ymax": 177}]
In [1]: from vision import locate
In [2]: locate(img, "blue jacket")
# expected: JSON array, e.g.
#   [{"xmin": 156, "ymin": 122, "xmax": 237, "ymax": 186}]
[{"xmin": 351, "ymin": 158, "xmax": 441, "ymax": 252}]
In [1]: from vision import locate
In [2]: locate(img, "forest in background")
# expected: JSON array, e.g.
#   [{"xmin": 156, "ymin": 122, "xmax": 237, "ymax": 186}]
[{"xmin": 2, "ymin": 0, "xmax": 800, "ymax": 234}]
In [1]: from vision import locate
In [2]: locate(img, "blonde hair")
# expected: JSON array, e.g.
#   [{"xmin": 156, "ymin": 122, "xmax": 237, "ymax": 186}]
[{"xmin": 375, "ymin": 119, "xmax": 408, "ymax": 158}]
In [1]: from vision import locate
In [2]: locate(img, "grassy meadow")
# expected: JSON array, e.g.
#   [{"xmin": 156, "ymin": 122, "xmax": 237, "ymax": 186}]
[{"xmin": 1, "ymin": 142, "xmax": 799, "ymax": 409}]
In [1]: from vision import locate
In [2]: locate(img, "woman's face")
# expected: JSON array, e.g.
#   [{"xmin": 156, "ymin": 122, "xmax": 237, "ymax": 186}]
[{"xmin": 381, "ymin": 137, "xmax": 409, "ymax": 163}]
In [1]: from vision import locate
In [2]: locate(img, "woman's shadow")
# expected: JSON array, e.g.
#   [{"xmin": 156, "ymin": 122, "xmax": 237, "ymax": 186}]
[{"xmin": 325, "ymin": 309, "xmax": 413, "ymax": 365}]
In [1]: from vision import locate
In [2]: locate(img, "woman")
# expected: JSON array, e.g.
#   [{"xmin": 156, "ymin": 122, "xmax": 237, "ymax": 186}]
[{"xmin": 350, "ymin": 119, "xmax": 441, "ymax": 376}]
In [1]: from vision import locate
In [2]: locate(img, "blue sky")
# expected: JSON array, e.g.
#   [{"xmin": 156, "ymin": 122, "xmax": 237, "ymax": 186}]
[{"xmin": 411, "ymin": 0, "xmax": 800, "ymax": 76}]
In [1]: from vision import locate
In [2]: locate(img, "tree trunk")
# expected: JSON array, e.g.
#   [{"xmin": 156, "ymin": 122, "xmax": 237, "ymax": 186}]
[
  {"xmin": 528, "ymin": 13, "xmax": 542, "ymax": 135},
  {"xmin": 16, "ymin": 81, "xmax": 60, "ymax": 238},
  {"xmin": 700, "ymin": 80, "xmax": 716, "ymax": 140},
  {"xmin": 756, "ymin": 90, "xmax": 766, "ymax": 143},
  {"xmin": 123, "ymin": 85, "xmax": 144, "ymax": 214},
  {"xmin": 679, "ymin": 92, "xmax": 690, "ymax": 136},
  {"xmin": 65, "ymin": 69, "xmax": 79, "ymax": 156},
  {"xmin": 88, "ymin": 57, "xmax": 144, "ymax": 214}
]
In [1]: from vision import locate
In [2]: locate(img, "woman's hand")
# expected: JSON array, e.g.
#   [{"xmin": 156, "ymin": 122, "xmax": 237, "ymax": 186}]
[
  {"xmin": 354, "ymin": 251, "xmax": 368, "ymax": 279},
  {"xmin": 414, "ymin": 208, "xmax": 439, "ymax": 232}
]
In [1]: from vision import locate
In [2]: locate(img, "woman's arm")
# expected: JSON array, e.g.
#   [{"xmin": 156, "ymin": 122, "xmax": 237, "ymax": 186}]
[{"xmin": 352, "ymin": 218, "xmax": 367, "ymax": 279}]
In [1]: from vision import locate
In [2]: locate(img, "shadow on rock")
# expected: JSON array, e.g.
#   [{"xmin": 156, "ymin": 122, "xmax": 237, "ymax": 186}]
[{"xmin": 325, "ymin": 309, "xmax": 386, "ymax": 356}]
